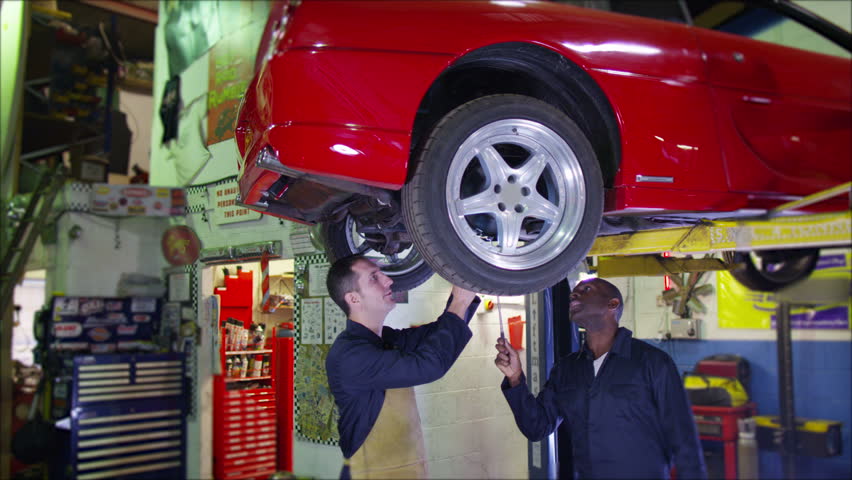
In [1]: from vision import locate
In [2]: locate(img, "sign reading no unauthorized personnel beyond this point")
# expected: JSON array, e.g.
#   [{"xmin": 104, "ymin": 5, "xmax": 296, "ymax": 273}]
[{"xmin": 212, "ymin": 180, "xmax": 261, "ymax": 225}]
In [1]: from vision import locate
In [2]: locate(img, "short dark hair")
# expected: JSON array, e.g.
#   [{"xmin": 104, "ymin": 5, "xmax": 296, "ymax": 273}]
[
  {"xmin": 594, "ymin": 278, "xmax": 624, "ymax": 321},
  {"xmin": 326, "ymin": 255, "xmax": 367, "ymax": 317}
]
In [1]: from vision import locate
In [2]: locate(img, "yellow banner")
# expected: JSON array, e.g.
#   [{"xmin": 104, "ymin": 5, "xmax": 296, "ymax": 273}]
[{"xmin": 718, "ymin": 252, "xmax": 851, "ymax": 329}]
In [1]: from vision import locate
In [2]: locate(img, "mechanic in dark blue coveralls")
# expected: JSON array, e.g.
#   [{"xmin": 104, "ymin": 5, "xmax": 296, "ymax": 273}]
[
  {"xmin": 325, "ymin": 255, "xmax": 480, "ymax": 479},
  {"xmin": 494, "ymin": 278, "xmax": 706, "ymax": 479}
]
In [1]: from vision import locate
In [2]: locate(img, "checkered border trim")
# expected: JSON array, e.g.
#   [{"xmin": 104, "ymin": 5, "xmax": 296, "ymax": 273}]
[
  {"xmin": 64, "ymin": 182, "xmax": 92, "ymax": 212},
  {"xmin": 293, "ymin": 253, "xmax": 340, "ymax": 446},
  {"xmin": 184, "ymin": 262, "xmax": 199, "ymax": 420},
  {"xmin": 185, "ymin": 176, "xmax": 238, "ymax": 217}
]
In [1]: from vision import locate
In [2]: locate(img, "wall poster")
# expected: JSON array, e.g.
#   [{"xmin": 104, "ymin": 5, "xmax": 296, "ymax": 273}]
[
  {"xmin": 718, "ymin": 252, "xmax": 851, "ymax": 329},
  {"xmin": 207, "ymin": 16, "xmax": 266, "ymax": 145}
]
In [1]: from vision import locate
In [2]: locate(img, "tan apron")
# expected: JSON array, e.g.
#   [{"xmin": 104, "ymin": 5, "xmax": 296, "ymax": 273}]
[{"xmin": 345, "ymin": 387, "xmax": 427, "ymax": 479}]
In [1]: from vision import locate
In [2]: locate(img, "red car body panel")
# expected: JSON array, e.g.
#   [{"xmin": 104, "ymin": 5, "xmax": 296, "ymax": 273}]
[{"xmin": 235, "ymin": 0, "xmax": 851, "ymax": 221}]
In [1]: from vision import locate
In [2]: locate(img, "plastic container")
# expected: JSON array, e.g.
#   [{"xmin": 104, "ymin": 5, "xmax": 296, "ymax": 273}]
[{"xmin": 508, "ymin": 316, "xmax": 525, "ymax": 350}]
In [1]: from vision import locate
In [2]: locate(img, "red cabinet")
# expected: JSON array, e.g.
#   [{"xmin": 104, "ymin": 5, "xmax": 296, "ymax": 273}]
[{"xmin": 214, "ymin": 333, "xmax": 278, "ymax": 480}]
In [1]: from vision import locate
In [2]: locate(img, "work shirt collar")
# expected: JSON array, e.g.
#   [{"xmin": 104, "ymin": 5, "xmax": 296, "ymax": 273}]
[
  {"xmin": 581, "ymin": 326, "xmax": 634, "ymax": 360},
  {"xmin": 344, "ymin": 319, "xmax": 385, "ymax": 346}
]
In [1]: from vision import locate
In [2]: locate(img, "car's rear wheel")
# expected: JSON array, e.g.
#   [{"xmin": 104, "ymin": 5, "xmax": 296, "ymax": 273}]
[
  {"xmin": 728, "ymin": 248, "xmax": 820, "ymax": 292},
  {"xmin": 403, "ymin": 94, "xmax": 603, "ymax": 295},
  {"xmin": 323, "ymin": 214, "xmax": 433, "ymax": 292}
]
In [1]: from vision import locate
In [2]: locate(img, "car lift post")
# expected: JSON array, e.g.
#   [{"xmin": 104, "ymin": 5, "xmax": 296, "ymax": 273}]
[{"xmin": 773, "ymin": 276, "xmax": 850, "ymax": 479}]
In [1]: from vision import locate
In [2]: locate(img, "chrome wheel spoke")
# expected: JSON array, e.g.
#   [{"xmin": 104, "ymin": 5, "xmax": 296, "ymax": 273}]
[
  {"xmin": 497, "ymin": 212, "xmax": 524, "ymax": 254},
  {"xmin": 516, "ymin": 150, "xmax": 548, "ymax": 186},
  {"xmin": 458, "ymin": 190, "xmax": 501, "ymax": 216},
  {"xmin": 525, "ymin": 193, "xmax": 560, "ymax": 223},
  {"xmin": 478, "ymin": 145, "xmax": 512, "ymax": 183}
]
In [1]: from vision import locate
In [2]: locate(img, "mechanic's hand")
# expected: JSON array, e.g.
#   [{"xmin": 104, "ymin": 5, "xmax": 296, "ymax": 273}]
[
  {"xmin": 495, "ymin": 337, "xmax": 523, "ymax": 387},
  {"xmin": 447, "ymin": 286, "xmax": 477, "ymax": 318}
]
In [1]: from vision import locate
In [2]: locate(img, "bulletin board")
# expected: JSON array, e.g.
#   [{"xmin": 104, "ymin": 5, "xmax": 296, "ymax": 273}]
[{"xmin": 293, "ymin": 253, "xmax": 341, "ymax": 445}]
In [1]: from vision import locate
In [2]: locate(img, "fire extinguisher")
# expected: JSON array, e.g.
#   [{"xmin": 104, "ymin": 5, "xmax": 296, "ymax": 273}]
[{"xmin": 738, "ymin": 417, "xmax": 759, "ymax": 479}]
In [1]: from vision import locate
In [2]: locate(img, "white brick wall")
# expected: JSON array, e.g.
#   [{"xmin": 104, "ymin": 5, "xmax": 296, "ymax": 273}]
[{"xmin": 391, "ymin": 274, "xmax": 530, "ymax": 479}]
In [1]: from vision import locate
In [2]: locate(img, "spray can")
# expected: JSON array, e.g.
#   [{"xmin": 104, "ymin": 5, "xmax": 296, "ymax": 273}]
[
  {"xmin": 225, "ymin": 357, "xmax": 233, "ymax": 377},
  {"xmin": 240, "ymin": 354, "xmax": 249, "ymax": 378},
  {"xmin": 261, "ymin": 355, "xmax": 270, "ymax": 377},
  {"xmin": 252, "ymin": 355, "xmax": 264, "ymax": 377},
  {"xmin": 231, "ymin": 355, "xmax": 242, "ymax": 378}
]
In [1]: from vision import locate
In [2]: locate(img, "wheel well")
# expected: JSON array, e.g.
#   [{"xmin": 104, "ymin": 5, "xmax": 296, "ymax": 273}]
[{"xmin": 412, "ymin": 42, "xmax": 620, "ymax": 186}]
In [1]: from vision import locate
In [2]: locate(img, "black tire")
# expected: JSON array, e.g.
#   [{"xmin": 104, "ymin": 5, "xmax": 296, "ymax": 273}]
[
  {"xmin": 322, "ymin": 215, "xmax": 433, "ymax": 292},
  {"xmin": 402, "ymin": 94, "xmax": 603, "ymax": 295},
  {"xmin": 729, "ymin": 249, "xmax": 820, "ymax": 292}
]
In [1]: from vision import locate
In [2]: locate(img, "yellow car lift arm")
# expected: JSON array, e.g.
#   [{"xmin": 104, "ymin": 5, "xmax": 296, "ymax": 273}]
[{"xmin": 591, "ymin": 183, "xmax": 851, "ymax": 277}]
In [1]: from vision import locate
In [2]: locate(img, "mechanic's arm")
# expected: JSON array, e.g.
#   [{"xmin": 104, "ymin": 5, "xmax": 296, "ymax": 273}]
[
  {"xmin": 388, "ymin": 286, "xmax": 480, "ymax": 352},
  {"xmin": 496, "ymin": 337, "xmax": 563, "ymax": 441},
  {"xmin": 656, "ymin": 358, "xmax": 707, "ymax": 479},
  {"xmin": 335, "ymin": 303, "xmax": 474, "ymax": 390}
]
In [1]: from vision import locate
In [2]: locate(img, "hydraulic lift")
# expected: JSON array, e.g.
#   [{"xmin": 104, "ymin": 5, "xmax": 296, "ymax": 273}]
[{"xmin": 589, "ymin": 182, "xmax": 851, "ymax": 278}]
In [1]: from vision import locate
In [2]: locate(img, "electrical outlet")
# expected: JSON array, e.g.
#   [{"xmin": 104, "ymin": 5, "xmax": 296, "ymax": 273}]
[{"xmin": 670, "ymin": 318, "xmax": 700, "ymax": 339}]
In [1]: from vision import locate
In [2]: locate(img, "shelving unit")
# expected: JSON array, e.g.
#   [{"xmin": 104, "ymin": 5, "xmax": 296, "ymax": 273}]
[
  {"xmin": 214, "ymin": 330, "xmax": 278, "ymax": 480},
  {"xmin": 211, "ymin": 265, "xmax": 295, "ymax": 479}
]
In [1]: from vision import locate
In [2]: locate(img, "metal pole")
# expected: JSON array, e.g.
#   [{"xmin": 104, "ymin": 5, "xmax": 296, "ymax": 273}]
[
  {"xmin": 776, "ymin": 301, "xmax": 796, "ymax": 479},
  {"xmin": 103, "ymin": 14, "xmax": 117, "ymax": 156}
]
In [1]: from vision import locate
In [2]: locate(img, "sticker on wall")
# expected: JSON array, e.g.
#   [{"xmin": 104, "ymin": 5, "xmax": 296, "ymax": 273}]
[
  {"xmin": 80, "ymin": 299, "xmax": 105, "ymax": 316},
  {"xmin": 54, "ymin": 322, "xmax": 83, "ymax": 338},
  {"xmin": 117, "ymin": 325, "xmax": 139, "ymax": 336},
  {"xmin": 54, "ymin": 298, "xmax": 80, "ymax": 315},
  {"xmin": 87, "ymin": 328, "xmax": 112, "ymax": 342},
  {"xmin": 161, "ymin": 226, "xmax": 202, "ymax": 266},
  {"xmin": 90, "ymin": 184, "xmax": 185, "ymax": 216},
  {"xmin": 90, "ymin": 343, "xmax": 116, "ymax": 354}
]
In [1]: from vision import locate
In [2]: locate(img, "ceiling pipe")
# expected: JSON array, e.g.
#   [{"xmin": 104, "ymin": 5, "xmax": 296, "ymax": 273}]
[{"xmin": 77, "ymin": 0, "xmax": 158, "ymax": 23}]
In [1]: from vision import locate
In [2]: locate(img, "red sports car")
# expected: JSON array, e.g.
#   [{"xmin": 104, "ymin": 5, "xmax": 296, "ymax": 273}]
[{"xmin": 235, "ymin": 0, "xmax": 851, "ymax": 294}]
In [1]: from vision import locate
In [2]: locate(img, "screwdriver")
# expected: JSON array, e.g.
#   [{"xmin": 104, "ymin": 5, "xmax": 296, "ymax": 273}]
[{"xmin": 496, "ymin": 295, "xmax": 505, "ymax": 343}]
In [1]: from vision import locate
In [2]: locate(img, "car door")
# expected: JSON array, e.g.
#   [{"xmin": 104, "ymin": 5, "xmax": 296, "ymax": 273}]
[{"xmin": 688, "ymin": 0, "xmax": 851, "ymax": 197}]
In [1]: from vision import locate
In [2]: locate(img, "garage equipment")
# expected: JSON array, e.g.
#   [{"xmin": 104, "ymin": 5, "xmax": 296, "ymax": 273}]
[
  {"xmin": 592, "ymin": 182, "xmax": 851, "ymax": 280},
  {"xmin": 692, "ymin": 403, "xmax": 757, "ymax": 480},
  {"xmin": 695, "ymin": 354, "xmax": 751, "ymax": 395},
  {"xmin": 1, "ymin": 162, "xmax": 65, "ymax": 315},
  {"xmin": 71, "ymin": 353, "xmax": 187, "ymax": 479},
  {"xmin": 753, "ymin": 416, "xmax": 843, "ymax": 458}
]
